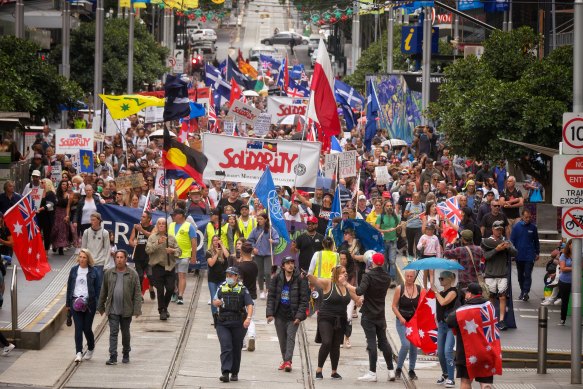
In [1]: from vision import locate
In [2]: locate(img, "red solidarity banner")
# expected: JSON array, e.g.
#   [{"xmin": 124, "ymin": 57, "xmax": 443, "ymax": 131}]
[
  {"xmin": 405, "ymin": 289, "xmax": 438, "ymax": 354},
  {"xmin": 4, "ymin": 196, "xmax": 51, "ymax": 281}
]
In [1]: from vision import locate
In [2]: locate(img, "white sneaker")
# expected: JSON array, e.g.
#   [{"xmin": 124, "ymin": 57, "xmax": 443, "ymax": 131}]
[
  {"xmin": 2, "ymin": 344, "xmax": 15, "ymax": 356},
  {"xmin": 445, "ymin": 378, "xmax": 455, "ymax": 388},
  {"xmin": 388, "ymin": 369, "xmax": 396, "ymax": 381},
  {"xmin": 358, "ymin": 371, "xmax": 377, "ymax": 382},
  {"xmin": 541, "ymin": 300, "xmax": 552, "ymax": 306},
  {"xmin": 207, "ymin": 299, "xmax": 211, "ymax": 305},
  {"xmin": 74, "ymin": 352, "xmax": 83, "ymax": 363},
  {"xmin": 554, "ymin": 299, "xmax": 562, "ymax": 305},
  {"xmin": 259, "ymin": 291, "xmax": 266, "ymax": 300},
  {"xmin": 83, "ymin": 350, "xmax": 94, "ymax": 360}
]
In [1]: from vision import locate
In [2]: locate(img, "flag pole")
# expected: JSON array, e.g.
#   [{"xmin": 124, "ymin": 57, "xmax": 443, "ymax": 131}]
[
  {"xmin": 131, "ymin": 189, "xmax": 151, "ymax": 260},
  {"xmin": 267, "ymin": 200, "xmax": 274, "ymax": 266}
]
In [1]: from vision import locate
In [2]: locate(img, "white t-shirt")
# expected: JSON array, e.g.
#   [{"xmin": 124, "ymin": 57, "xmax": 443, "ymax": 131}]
[{"xmin": 74, "ymin": 266, "xmax": 89, "ymax": 298}]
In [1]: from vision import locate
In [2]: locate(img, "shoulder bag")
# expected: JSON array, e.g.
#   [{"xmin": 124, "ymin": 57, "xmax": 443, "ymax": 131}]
[{"xmin": 465, "ymin": 246, "xmax": 490, "ymax": 298}]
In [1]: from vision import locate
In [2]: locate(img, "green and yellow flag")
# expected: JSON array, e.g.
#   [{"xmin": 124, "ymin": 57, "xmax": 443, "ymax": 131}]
[{"xmin": 99, "ymin": 94, "xmax": 165, "ymax": 119}]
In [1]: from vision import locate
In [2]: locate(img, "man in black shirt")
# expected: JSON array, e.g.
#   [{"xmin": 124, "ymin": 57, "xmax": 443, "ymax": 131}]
[
  {"xmin": 297, "ymin": 191, "xmax": 333, "ymax": 235},
  {"xmin": 396, "ymin": 181, "xmax": 415, "ymax": 219},
  {"xmin": 235, "ymin": 242, "xmax": 259, "ymax": 352},
  {"xmin": 0, "ymin": 181, "xmax": 21, "ymax": 214},
  {"xmin": 500, "ymin": 176, "xmax": 523, "ymax": 228},
  {"xmin": 480, "ymin": 200, "xmax": 510, "ymax": 239},
  {"xmin": 291, "ymin": 216, "xmax": 324, "ymax": 271},
  {"xmin": 217, "ymin": 188, "xmax": 243, "ymax": 215}
]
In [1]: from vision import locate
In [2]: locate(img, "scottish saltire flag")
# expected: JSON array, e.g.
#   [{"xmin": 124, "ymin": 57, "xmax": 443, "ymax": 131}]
[
  {"xmin": 458, "ymin": 0, "xmax": 483, "ymax": 10},
  {"xmin": 276, "ymin": 56, "xmax": 289, "ymax": 91},
  {"xmin": 365, "ymin": 79, "xmax": 380, "ymax": 151},
  {"xmin": 334, "ymin": 80, "xmax": 365, "ymax": 109},
  {"xmin": 286, "ymin": 78, "xmax": 309, "ymax": 98},
  {"xmin": 326, "ymin": 186, "xmax": 342, "ymax": 232},
  {"xmin": 79, "ymin": 149, "xmax": 94, "ymax": 173},
  {"xmin": 437, "ymin": 196, "xmax": 463, "ymax": 225},
  {"xmin": 205, "ymin": 63, "xmax": 230, "ymax": 90},
  {"xmin": 163, "ymin": 74, "xmax": 190, "ymax": 121},
  {"xmin": 255, "ymin": 167, "xmax": 291, "ymax": 243},
  {"xmin": 337, "ymin": 96, "xmax": 356, "ymax": 131}
]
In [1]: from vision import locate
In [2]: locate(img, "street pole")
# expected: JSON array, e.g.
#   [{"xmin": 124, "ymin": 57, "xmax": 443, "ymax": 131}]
[
  {"xmin": 552, "ymin": 0, "xmax": 557, "ymax": 51},
  {"xmin": 502, "ymin": 11, "xmax": 508, "ymax": 32},
  {"xmin": 169, "ymin": 10, "xmax": 175, "ymax": 53},
  {"xmin": 453, "ymin": 4, "xmax": 459, "ymax": 56},
  {"xmin": 421, "ymin": 7, "xmax": 432, "ymax": 125},
  {"xmin": 386, "ymin": 8, "xmax": 394, "ymax": 73},
  {"xmin": 128, "ymin": 5, "xmax": 135, "ymax": 94},
  {"xmin": 508, "ymin": 0, "xmax": 513, "ymax": 31},
  {"xmin": 350, "ymin": 0, "xmax": 360, "ymax": 75},
  {"xmin": 61, "ymin": 0, "xmax": 71, "ymax": 129},
  {"xmin": 572, "ymin": 0, "xmax": 583, "ymax": 384},
  {"xmin": 93, "ymin": 0, "xmax": 104, "ymax": 112},
  {"xmin": 15, "ymin": 0, "xmax": 24, "ymax": 38}
]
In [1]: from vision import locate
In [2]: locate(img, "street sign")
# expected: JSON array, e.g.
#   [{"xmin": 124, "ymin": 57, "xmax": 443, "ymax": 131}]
[
  {"xmin": 166, "ymin": 56, "xmax": 176, "ymax": 68},
  {"xmin": 562, "ymin": 113, "xmax": 583, "ymax": 154},
  {"xmin": 562, "ymin": 207, "xmax": 583, "ymax": 238},
  {"xmin": 174, "ymin": 49, "xmax": 184, "ymax": 73},
  {"xmin": 552, "ymin": 155, "xmax": 583, "ymax": 206}
]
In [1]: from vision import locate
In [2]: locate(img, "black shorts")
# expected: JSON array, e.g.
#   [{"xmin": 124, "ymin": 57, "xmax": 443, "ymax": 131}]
[{"xmin": 456, "ymin": 365, "xmax": 494, "ymax": 384}]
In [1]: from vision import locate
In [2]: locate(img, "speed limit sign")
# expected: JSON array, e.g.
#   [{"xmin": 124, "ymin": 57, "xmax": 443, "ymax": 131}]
[{"xmin": 562, "ymin": 112, "xmax": 583, "ymax": 154}]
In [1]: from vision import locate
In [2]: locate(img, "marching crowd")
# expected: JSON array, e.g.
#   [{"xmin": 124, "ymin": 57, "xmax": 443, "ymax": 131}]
[{"xmin": 0, "ymin": 114, "xmax": 561, "ymax": 389}]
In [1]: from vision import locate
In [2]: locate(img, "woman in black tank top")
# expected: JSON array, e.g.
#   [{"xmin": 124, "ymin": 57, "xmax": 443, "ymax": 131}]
[
  {"xmin": 307, "ymin": 265, "xmax": 357, "ymax": 381},
  {"xmin": 391, "ymin": 269, "xmax": 421, "ymax": 380}
]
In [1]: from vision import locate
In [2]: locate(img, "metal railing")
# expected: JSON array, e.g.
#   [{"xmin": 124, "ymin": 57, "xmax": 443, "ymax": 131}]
[{"xmin": 10, "ymin": 265, "xmax": 17, "ymax": 338}]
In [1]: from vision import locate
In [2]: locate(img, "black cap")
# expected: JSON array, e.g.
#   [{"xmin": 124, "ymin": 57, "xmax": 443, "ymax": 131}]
[
  {"xmin": 225, "ymin": 266, "xmax": 240, "ymax": 276},
  {"xmin": 467, "ymin": 282, "xmax": 482, "ymax": 296},
  {"xmin": 281, "ymin": 256, "xmax": 295, "ymax": 264}
]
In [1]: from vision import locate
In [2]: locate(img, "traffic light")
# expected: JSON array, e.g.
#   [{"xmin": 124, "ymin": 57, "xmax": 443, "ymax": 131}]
[
  {"xmin": 37, "ymin": 50, "xmax": 50, "ymax": 62},
  {"xmin": 191, "ymin": 54, "xmax": 203, "ymax": 72}
]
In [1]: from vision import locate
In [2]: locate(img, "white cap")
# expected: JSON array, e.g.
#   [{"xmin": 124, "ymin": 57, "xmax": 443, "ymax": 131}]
[
  {"xmin": 358, "ymin": 195, "xmax": 367, "ymax": 201},
  {"xmin": 31, "ymin": 170, "xmax": 41, "ymax": 177},
  {"xmin": 240, "ymin": 192, "xmax": 250, "ymax": 198}
]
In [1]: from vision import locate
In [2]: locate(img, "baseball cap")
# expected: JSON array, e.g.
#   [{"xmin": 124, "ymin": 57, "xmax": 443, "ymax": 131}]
[
  {"xmin": 225, "ymin": 266, "xmax": 240, "ymax": 276},
  {"xmin": 382, "ymin": 191, "xmax": 391, "ymax": 199},
  {"xmin": 492, "ymin": 220, "xmax": 505, "ymax": 230},
  {"xmin": 240, "ymin": 192, "xmax": 250, "ymax": 198},
  {"xmin": 372, "ymin": 253, "xmax": 385, "ymax": 266},
  {"xmin": 31, "ymin": 170, "xmax": 41, "ymax": 177},
  {"xmin": 467, "ymin": 282, "xmax": 482, "ymax": 296},
  {"xmin": 400, "ymin": 169, "xmax": 409, "ymax": 175},
  {"xmin": 358, "ymin": 195, "xmax": 367, "ymax": 201},
  {"xmin": 307, "ymin": 216, "xmax": 318, "ymax": 224},
  {"xmin": 189, "ymin": 186, "xmax": 201, "ymax": 194},
  {"xmin": 486, "ymin": 190, "xmax": 495, "ymax": 196},
  {"xmin": 461, "ymin": 229, "xmax": 474, "ymax": 241},
  {"xmin": 281, "ymin": 256, "xmax": 295, "ymax": 264}
]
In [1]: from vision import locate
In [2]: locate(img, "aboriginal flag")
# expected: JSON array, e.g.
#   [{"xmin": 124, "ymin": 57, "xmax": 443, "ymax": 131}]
[
  {"xmin": 163, "ymin": 128, "xmax": 208, "ymax": 185},
  {"xmin": 263, "ymin": 142, "xmax": 277, "ymax": 152}
]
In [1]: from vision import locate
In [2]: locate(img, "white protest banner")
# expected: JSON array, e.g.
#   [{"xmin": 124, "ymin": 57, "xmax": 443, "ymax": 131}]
[
  {"xmin": 49, "ymin": 165, "xmax": 62, "ymax": 184},
  {"xmin": 375, "ymin": 166, "xmax": 391, "ymax": 185},
  {"xmin": 202, "ymin": 133, "xmax": 321, "ymax": 187},
  {"xmin": 227, "ymin": 99, "xmax": 261, "ymax": 125},
  {"xmin": 144, "ymin": 106, "xmax": 165, "ymax": 123},
  {"xmin": 253, "ymin": 113, "xmax": 272, "ymax": 137},
  {"xmin": 94, "ymin": 131, "xmax": 106, "ymax": 142},
  {"xmin": 223, "ymin": 121, "xmax": 236, "ymax": 136},
  {"xmin": 338, "ymin": 150, "xmax": 357, "ymax": 178},
  {"xmin": 56, "ymin": 129, "xmax": 95, "ymax": 154},
  {"xmin": 154, "ymin": 169, "xmax": 175, "ymax": 196},
  {"xmin": 322, "ymin": 154, "xmax": 338, "ymax": 179},
  {"xmin": 267, "ymin": 96, "xmax": 308, "ymax": 124}
]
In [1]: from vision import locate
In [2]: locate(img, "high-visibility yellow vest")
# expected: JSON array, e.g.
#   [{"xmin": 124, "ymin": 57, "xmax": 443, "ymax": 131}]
[
  {"xmin": 169, "ymin": 222, "xmax": 193, "ymax": 259},
  {"xmin": 237, "ymin": 217, "xmax": 256, "ymax": 239},
  {"xmin": 316, "ymin": 250, "xmax": 339, "ymax": 278},
  {"xmin": 220, "ymin": 224, "xmax": 240, "ymax": 252},
  {"xmin": 205, "ymin": 223, "xmax": 220, "ymax": 250}
]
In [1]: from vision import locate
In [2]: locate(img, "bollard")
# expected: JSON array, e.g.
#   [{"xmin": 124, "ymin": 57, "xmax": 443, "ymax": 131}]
[{"xmin": 537, "ymin": 306, "xmax": 548, "ymax": 374}]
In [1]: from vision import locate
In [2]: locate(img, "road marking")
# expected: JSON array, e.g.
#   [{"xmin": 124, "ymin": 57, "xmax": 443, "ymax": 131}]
[{"xmin": 519, "ymin": 315, "xmax": 539, "ymax": 318}]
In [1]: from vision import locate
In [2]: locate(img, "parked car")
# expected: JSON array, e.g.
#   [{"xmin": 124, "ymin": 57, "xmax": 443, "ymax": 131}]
[
  {"xmin": 260, "ymin": 31, "xmax": 308, "ymax": 46},
  {"xmin": 308, "ymin": 34, "xmax": 324, "ymax": 55},
  {"xmin": 188, "ymin": 29, "xmax": 217, "ymax": 43}
]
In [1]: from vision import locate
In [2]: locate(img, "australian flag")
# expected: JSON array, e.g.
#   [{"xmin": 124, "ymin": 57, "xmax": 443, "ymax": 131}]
[
  {"xmin": 19, "ymin": 196, "xmax": 40, "ymax": 240},
  {"xmin": 481, "ymin": 303, "xmax": 500, "ymax": 343},
  {"xmin": 163, "ymin": 74, "xmax": 190, "ymax": 121},
  {"xmin": 334, "ymin": 79, "xmax": 365, "ymax": 109},
  {"xmin": 287, "ymin": 78, "xmax": 309, "ymax": 98},
  {"xmin": 259, "ymin": 54, "xmax": 281, "ymax": 75}
]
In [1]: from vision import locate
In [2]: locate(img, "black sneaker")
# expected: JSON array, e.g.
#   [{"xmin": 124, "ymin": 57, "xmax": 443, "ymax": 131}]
[
  {"xmin": 160, "ymin": 310, "xmax": 168, "ymax": 321},
  {"xmin": 122, "ymin": 353, "xmax": 129, "ymax": 363},
  {"xmin": 395, "ymin": 368, "xmax": 402, "ymax": 380},
  {"xmin": 315, "ymin": 371, "xmax": 323, "ymax": 380},
  {"xmin": 219, "ymin": 373, "xmax": 230, "ymax": 382},
  {"xmin": 106, "ymin": 356, "xmax": 117, "ymax": 365},
  {"xmin": 518, "ymin": 292, "xmax": 524, "ymax": 300},
  {"xmin": 523, "ymin": 293, "xmax": 529, "ymax": 302},
  {"xmin": 177, "ymin": 296, "xmax": 184, "ymax": 305},
  {"xmin": 408, "ymin": 370, "xmax": 418, "ymax": 380},
  {"xmin": 331, "ymin": 372, "xmax": 342, "ymax": 380},
  {"xmin": 499, "ymin": 320, "xmax": 508, "ymax": 331},
  {"xmin": 230, "ymin": 374, "xmax": 238, "ymax": 381}
]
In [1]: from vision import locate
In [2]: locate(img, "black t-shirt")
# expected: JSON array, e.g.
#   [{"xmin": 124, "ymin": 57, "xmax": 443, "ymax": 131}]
[
  {"xmin": 206, "ymin": 251, "xmax": 229, "ymax": 284},
  {"xmin": 397, "ymin": 192, "xmax": 413, "ymax": 218},
  {"xmin": 311, "ymin": 204, "xmax": 332, "ymax": 235},
  {"xmin": 481, "ymin": 213, "xmax": 509, "ymax": 238},
  {"xmin": 501, "ymin": 188, "xmax": 522, "ymax": 219},
  {"xmin": 295, "ymin": 232, "xmax": 324, "ymax": 271},
  {"xmin": 436, "ymin": 286, "xmax": 458, "ymax": 322},
  {"xmin": 276, "ymin": 277, "xmax": 293, "ymax": 319},
  {"xmin": 434, "ymin": 190, "xmax": 448, "ymax": 204},
  {"xmin": 236, "ymin": 260, "xmax": 259, "ymax": 299},
  {"xmin": 217, "ymin": 198, "xmax": 243, "ymax": 215},
  {"xmin": 0, "ymin": 226, "xmax": 12, "ymax": 257}
]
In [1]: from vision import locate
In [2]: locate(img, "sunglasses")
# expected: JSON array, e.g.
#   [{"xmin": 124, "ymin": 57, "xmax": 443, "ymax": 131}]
[
  {"xmin": 491, "ymin": 205, "xmax": 500, "ymax": 208},
  {"xmin": 438, "ymin": 277, "xmax": 445, "ymax": 281}
]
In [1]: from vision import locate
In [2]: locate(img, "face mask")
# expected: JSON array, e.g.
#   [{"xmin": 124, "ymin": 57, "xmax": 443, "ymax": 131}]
[{"xmin": 226, "ymin": 278, "xmax": 236, "ymax": 286}]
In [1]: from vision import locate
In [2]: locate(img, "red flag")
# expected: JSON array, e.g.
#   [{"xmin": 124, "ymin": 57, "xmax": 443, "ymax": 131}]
[
  {"xmin": 229, "ymin": 78, "xmax": 242, "ymax": 107},
  {"xmin": 4, "ymin": 196, "xmax": 51, "ymax": 280},
  {"xmin": 406, "ymin": 289, "xmax": 438, "ymax": 354},
  {"xmin": 307, "ymin": 40, "xmax": 341, "ymax": 146},
  {"xmin": 455, "ymin": 301, "xmax": 502, "ymax": 379}
]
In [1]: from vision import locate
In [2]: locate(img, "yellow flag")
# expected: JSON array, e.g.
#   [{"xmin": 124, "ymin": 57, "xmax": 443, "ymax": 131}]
[
  {"xmin": 133, "ymin": 1, "xmax": 148, "ymax": 9},
  {"xmin": 99, "ymin": 94, "xmax": 165, "ymax": 120},
  {"xmin": 211, "ymin": 0, "xmax": 225, "ymax": 3},
  {"xmin": 119, "ymin": 0, "xmax": 131, "ymax": 8},
  {"xmin": 183, "ymin": 0, "xmax": 199, "ymax": 8},
  {"xmin": 238, "ymin": 58, "xmax": 258, "ymax": 80}
]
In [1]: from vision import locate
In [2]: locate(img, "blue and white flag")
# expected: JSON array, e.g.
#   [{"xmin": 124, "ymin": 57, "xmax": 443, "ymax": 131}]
[
  {"xmin": 330, "ymin": 136, "xmax": 343, "ymax": 154},
  {"xmin": 326, "ymin": 186, "xmax": 342, "ymax": 232},
  {"xmin": 334, "ymin": 79, "xmax": 365, "ymax": 109},
  {"xmin": 287, "ymin": 78, "xmax": 310, "ymax": 98},
  {"xmin": 458, "ymin": 0, "xmax": 483, "ymax": 10},
  {"xmin": 365, "ymin": 79, "xmax": 380, "ymax": 151},
  {"xmin": 337, "ymin": 95, "xmax": 356, "ymax": 131},
  {"xmin": 332, "ymin": 219, "xmax": 385, "ymax": 254},
  {"xmin": 259, "ymin": 54, "xmax": 281, "ymax": 75},
  {"xmin": 163, "ymin": 74, "xmax": 190, "ymax": 121},
  {"xmin": 205, "ymin": 63, "xmax": 230, "ymax": 90},
  {"xmin": 255, "ymin": 166, "xmax": 291, "ymax": 243}
]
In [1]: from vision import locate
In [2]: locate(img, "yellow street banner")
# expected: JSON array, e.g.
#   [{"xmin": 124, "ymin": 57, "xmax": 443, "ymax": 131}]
[
  {"xmin": 119, "ymin": 0, "xmax": 131, "ymax": 8},
  {"xmin": 99, "ymin": 94, "xmax": 165, "ymax": 120},
  {"xmin": 238, "ymin": 58, "xmax": 258, "ymax": 80},
  {"xmin": 166, "ymin": 0, "xmax": 199, "ymax": 9},
  {"xmin": 211, "ymin": 0, "xmax": 225, "ymax": 3}
]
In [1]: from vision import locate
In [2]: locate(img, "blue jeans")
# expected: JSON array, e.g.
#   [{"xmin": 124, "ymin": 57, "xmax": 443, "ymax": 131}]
[
  {"xmin": 516, "ymin": 261, "xmax": 535, "ymax": 294},
  {"xmin": 208, "ymin": 281, "xmax": 219, "ymax": 315},
  {"xmin": 396, "ymin": 319, "xmax": 417, "ymax": 370},
  {"xmin": 437, "ymin": 321, "xmax": 455, "ymax": 379},
  {"xmin": 383, "ymin": 240, "xmax": 397, "ymax": 280}
]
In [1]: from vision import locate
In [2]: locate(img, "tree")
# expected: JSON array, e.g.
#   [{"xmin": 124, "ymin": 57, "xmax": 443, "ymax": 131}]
[
  {"xmin": 427, "ymin": 27, "xmax": 572, "ymax": 190},
  {"xmin": 0, "ymin": 36, "xmax": 83, "ymax": 121},
  {"xmin": 64, "ymin": 18, "xmax": 169, "ymax": 95}
]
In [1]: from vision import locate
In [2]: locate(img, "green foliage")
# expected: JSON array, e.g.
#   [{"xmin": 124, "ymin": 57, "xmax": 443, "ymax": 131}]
[
  {"xmin": 0, "ymin": 36, "xmax": 83, "ymax": 120},
  {"xmin": 428, "ymin": 27, "xmax": 572, "ymax": 185},
  {"xmin": 65, "ymin": 18, "xmax": 169, "ymax": 94}
]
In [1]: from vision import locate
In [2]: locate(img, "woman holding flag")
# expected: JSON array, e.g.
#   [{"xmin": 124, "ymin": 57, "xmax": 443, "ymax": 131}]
[{"xmin": 247, "ymin": 212, "xmax": 279, "ymax": 300}]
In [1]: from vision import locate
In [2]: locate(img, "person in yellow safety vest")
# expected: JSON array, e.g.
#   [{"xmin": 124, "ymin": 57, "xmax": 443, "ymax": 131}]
[
  {"xmin": 168, "ymin": 208, "xmax": 197, "ymax": 305},
  {"xmin": 237, "ymin": 205, "xmax": 256, "ymax": 239},
  {"xmin": 221, "ymin": 214, "xmax": 242, "ymax": 255},
  {"xmin": 307, "ymin": 236, "xmax": 339, "ymax": 278},
  {"xmin": 205, "ymin": 210, "xmax": 221, "ymax": 251}
]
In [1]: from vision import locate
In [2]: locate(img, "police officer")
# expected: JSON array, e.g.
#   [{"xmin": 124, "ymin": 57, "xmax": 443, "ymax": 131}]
[{"xmin": 213, "ymin": 266, "xmax": 254, "ymax": 383}]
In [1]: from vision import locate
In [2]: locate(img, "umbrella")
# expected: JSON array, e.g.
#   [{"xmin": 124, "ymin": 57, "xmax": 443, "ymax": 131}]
[
  {"xmin": 381, "ymin": 139, "xmax": 408, "ymax": 148},
  {"xmin": 243, "ymin": 90, "xmax": 259, "ymax": 97},
  {"xmin": 278, "ymin": 114, "xmax": 305, "ymax": 126},
  {"xmin": 403, "ymin": 257, "xmax": 464, "ymax": 271},
  {"xmin": 149, "ymin": 129, "xmax": 176, "ymax": 140}
]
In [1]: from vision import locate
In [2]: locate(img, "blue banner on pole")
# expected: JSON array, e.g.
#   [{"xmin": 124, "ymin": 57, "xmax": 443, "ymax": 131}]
[
  {"xmin": 97, "ymin": 204, "xmax": 210, "ymax": 267},
  {"xmin": 332, "ymin": 219, "xmax": 385, "ymax": 254},
  {"xmin": 79, "ymin": 150, "xmax": 94, "ymax": 173}
]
